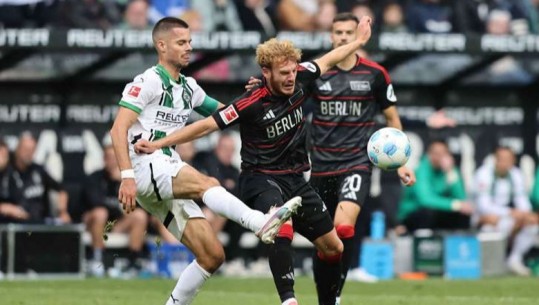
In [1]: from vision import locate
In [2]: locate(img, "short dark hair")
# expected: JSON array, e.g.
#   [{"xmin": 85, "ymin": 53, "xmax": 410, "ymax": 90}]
[
  {"xmin": 152, "ymin": 17, "xmax": 189, "ymax": 42},
  {"xmin": 333, "ymin": 12, "xmax": 359, "ymax": 24},
  {"xmin": 428, "ymin": 138, "xmax": 449, "ymax": 150}
]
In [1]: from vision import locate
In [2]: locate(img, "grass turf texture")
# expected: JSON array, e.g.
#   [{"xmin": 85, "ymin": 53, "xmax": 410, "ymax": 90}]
[{"xmin": 0, "ymin": 276, "xmax": 538, "ymax": 305}]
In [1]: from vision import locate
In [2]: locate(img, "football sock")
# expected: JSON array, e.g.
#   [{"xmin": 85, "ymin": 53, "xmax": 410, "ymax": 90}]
[
  {"xmin": 313, "ymin": 251, "xmax": 342, "ymax": 305},
  {"xmin": 202, "ymin": 186, "xmax": 265, "ymax": 233},
  {"xmin": 166, "ymin": 260, "xmax": 211, "ymax": 305},
  {"xmin": 336, "ymin": 225, "xmax": 355, "ymax": 297},
  {"xmin": 269, "ymin": 228, "xmax": 296, "ymax": 303},
  {"xmin": 93, "ymin": 249, "xmax": 103, "ymax": 262},
  {"xmin": 509, "ymin": 224, "xmax": 539, "ymax": 262}
]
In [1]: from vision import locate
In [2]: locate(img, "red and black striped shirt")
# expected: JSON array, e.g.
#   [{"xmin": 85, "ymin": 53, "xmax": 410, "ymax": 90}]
[{"xmin": 213, "ymin": 61, "xmax": 321, "ymax": 174}]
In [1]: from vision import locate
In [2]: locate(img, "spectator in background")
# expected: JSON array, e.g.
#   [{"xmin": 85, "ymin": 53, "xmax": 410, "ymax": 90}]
[
  {"xmin": 277, "ymin": 0, "xmax": 336, "ymax": 31},
  {"xmin": 54, "ymin": 0, "xmax": 121, "ymax": 29},
  {"xmin": 531, "ymin": 165, "xmax": 539, "ymax": 213},
  {"xmin": 351, "ymin": 1, "xmax": 374, "ymax": 20},
  {"xmin": 234, "ymin": 0, "xmax": 278, "ymax": 36},
  {"xmin": 191, "ymin": 0, "xmax": 243, "ymax": 31},
  {"xmin": 379, "ymin": 1, "xmax": 408, "ymax": 33},
  {"xmin": 179, "ymin": 9, "xmax": 204, "ymax": 32},
  {"xmin": 118, "ymin": 0, "xmax": 151, "ymax": 30},
  {"xmin": 196, "ymin": 133, "xmax": 240, "ymax": 233},
  {"xmin": 0, "ymin": 140, "xmax": 25, "ymax": 223},
  {"xmin": 83, "ymin": 144, "xmax": 149, "ymax": 277},
  {"xmin": 398, "ymin": 139, "xmax": 472, "ymax": 232},
  {"xmin": 406, "ymin": 0, "xmax": 455, "ymax": 33},
  {"xmin": 148, "ymin": 0, "xmax": 189, "ymax": 24},
  {"xmin": 486, "ymin": 9, "xmax": 511, "ymax": 34},
  {"xmin": 7, "ymin": 132, "xmax": 70, "ymax": 224},
  {"xmin": 473, "ymin": 146, "xmax": 538, "ymax": 276},
  {"xmin": 0, "ymin": 0, "xmax": 56, "ymax": 28},
  {"xmin": 453, "ymin": 0, "xmax": 494, "ymax": 34}
]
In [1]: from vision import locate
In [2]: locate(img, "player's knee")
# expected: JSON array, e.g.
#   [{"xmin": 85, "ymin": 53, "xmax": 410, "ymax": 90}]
[
  {"xmin": 130, "ymin": 208, "xmax": 148, "ymax": 223},
  {"xmin": 336, "ymin": 224, "xmax": 355, "ymax": 239},
  {"xmin": 321, "ymin": 239, "xmax": 344, "ymax": 257},
  {"xmin": 93, "ymin": 207, "xmax": 108, "ymax": 223}
]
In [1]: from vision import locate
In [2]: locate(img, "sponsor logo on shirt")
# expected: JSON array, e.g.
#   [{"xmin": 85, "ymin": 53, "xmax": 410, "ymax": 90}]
[
  {"xmin": 299, "ymin": 62, "xmax": 317, "ymax": 73},
  {"xmin": 128, "ymin": 86, "xmax": 141, "ymax": 97},
  {"xmin": 263, "ymin": 110, "xmax": 276, "ymax": 120},
  {"xmin": 387, "ymin": 84, "xmax": 397, "ymax": 102},
  {"xmin": 350, "ymin": 81, "xmax": 370, "ymax": 91},
  {"xmin": 220, "ymin": 105, "xmax": 239, "ymax": 125}
]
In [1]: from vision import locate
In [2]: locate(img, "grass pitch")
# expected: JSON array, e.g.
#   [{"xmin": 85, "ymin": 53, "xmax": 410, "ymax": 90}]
[{"xmin": 0, "ymin": 276, "xmax": 538, "ymax": 305}]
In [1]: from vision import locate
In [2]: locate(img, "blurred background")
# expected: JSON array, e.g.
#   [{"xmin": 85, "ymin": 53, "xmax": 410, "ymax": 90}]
[{"xmin": 1, "ymin": 0, "xmax": 539, "ymax": 282}]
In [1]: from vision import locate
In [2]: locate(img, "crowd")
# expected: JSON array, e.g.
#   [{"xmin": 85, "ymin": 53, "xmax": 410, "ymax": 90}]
[
  {"xmin": 1, "ymin": 0, "xmax": 539, "ymax": 35},
  {"xmin": 2, "ymin": 128, "xmax": 539, "ymax": 277}
]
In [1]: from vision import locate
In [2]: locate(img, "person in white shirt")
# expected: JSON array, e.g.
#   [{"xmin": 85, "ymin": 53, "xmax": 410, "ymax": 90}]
[
  {"xmin": 110, "ymin": 17, "xmax": 301, "ymax": 305},
  {"xmin": 473, "ymin": 146, "xmax": 539, "ymax": 276}
]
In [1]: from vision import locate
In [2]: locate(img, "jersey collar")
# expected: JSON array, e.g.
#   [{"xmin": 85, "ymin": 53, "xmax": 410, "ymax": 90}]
[{"xmin": 155, "ymin": 64, "xmax": 185, "ymax": 88}]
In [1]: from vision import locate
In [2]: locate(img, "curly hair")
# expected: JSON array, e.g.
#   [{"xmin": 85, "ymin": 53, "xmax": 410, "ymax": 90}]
[{"xmin": 255, "ymin": 38, "xmax": 302, "ymax": 68}]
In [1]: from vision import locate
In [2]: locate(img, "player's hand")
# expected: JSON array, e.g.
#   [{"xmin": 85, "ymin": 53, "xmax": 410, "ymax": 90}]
[
  {"xmin": 134, "ymin": 139, "xmax": 158, "ymax": 154},
  {"xmin": 459, "ymin": 201, "xmax": 474, "ymax": 215},
  {"xmin": 397, "ymin": 166, "xmax": 416, "ymax": 186},
  {"xmin": 119, "ymin": 178, "xmax": 137, "ymax": 214},
  {"xmin": 0, "ymin": 203, "xmax": 30, "ymax": 220},
  {"xmin": 357, "ymin": 16, "xmax": 372, "ymax": 46},
  {"xmin": 245, "ymin": 76, "xmax": 262, "ymax": 91}
]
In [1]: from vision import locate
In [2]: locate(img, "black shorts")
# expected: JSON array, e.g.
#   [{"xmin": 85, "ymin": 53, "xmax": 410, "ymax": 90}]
[
  {"xmin": 310, "ymin": 171, "xmax": 371, "ymax": 219},
  {"xmin": 239, "ymin": 171, "xmax": 334, "ymax": 242}
]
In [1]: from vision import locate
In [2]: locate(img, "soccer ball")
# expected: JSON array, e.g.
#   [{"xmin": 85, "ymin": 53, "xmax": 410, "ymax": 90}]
[{"xmin": 367, "ymin": 127, "xmax": 411, "ymax": 171}]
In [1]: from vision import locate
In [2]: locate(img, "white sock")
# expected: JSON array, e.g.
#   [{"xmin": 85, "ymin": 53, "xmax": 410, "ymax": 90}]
[
  {"xmin": 509, "ymin": 224, "xmax": 539, "ymax": 262},
  {"xmin": 93, "ymin": 249, "xmax": 103, "ymax": 262},
  {"xmin": 202, "ymin": 186, "xmax": 265, "ymax": 232},
  {"xmin": 166, "ymin": 260, "xmax": 211, "ymax": 305}
]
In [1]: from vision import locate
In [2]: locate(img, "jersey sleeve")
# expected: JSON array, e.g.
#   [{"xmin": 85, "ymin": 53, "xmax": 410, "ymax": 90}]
[
  {"xmin": 118, "ymin": 74, "xmax": 159, "ymax": 114},
  {"xmin": 296, "ymin": 61, "xmax": 321, "ymax": 88},
  {"xmin": 212, "ymin": 89, "xmax": 261, "ymax": 130},
  {"xmin": 185, "ymin": 77, "xmax": 220, "ymax": 117},
  {"xmin": 373, "ymin": 66, "xmax": 397, "ymax": 110}
]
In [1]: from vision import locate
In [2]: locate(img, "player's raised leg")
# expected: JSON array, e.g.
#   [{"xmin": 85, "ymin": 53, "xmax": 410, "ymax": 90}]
[{"xmin": 171, "ymin": 165, "xmax": 301, "ymax": 243}]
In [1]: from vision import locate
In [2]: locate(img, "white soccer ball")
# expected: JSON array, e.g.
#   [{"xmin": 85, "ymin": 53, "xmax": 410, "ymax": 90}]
[{"xmin": 367, "ymin": 127, "xmax": 411, "ymax": 171}]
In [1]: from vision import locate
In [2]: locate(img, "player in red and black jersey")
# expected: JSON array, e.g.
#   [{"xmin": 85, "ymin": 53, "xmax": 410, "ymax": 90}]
[
  {"xmin": 308, "ymin": 13, "xmax": 415, "ymax": 302},
  {"xmin": 135, "ymin": 16, "xmax": 373, "ymax": 305}
]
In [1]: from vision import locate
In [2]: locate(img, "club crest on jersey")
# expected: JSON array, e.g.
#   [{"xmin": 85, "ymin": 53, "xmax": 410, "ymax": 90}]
[
  {"xmin": 220, "ymin": 105, "xmax": 239, "ymax": 125},
  {"xmin": 350, "ymin": 81, "xmax": 370, "ymax": 91},
  {"xmin": 182, "ymin": 89, "xmax": 192, "ymax": 109},
  {"xmin": 128, "ymin": 86, "xmax": 141, "ymax": 97}
]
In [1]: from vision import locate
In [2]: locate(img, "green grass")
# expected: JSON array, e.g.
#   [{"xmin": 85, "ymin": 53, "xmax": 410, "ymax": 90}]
[{"xmin": 0, "ymin": 276, "xmax": 538, "ymax": 305}]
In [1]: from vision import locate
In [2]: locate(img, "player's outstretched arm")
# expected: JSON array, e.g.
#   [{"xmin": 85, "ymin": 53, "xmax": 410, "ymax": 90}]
[
  {"xmin": 314, "ymin": 15, "xmax": 372, "ymax": 75},
  {"xmin": 110, "ymin": 107, "xmax": 140, "ymax": 213},
  {"xmin": 135, "ymin": 116, "xmax": 220, "ymax": 154}
]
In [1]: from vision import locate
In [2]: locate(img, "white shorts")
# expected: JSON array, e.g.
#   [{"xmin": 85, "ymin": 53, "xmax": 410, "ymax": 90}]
[{"xmin": 134, "ymin": 155, "xmax": 205, "ymax": 240}]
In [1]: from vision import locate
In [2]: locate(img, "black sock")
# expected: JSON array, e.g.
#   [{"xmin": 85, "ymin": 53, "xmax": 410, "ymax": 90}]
[
  {"xmin": 268, "ymin": 237, "xmax": 295, "ymax": 302},
  {"xmin": 313, "ymin": 252, "xmax": 341, "ymax": 305},
  {"xmin": 337, "ymin": 237, "xmax": 354, "ymax": 297}
]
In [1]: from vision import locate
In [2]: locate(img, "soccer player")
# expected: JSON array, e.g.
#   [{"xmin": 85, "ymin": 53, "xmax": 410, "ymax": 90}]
[
  {"xmin": 134, "ymin": 16, "xmax": 373, "ymax": 305},
  {"xmin": 110, "ymin": 17, "xmax": 300, "ymax": 305},
  {"xmin": 307, "ymin": 13, "xmax": 415, "ymax": 302}
]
